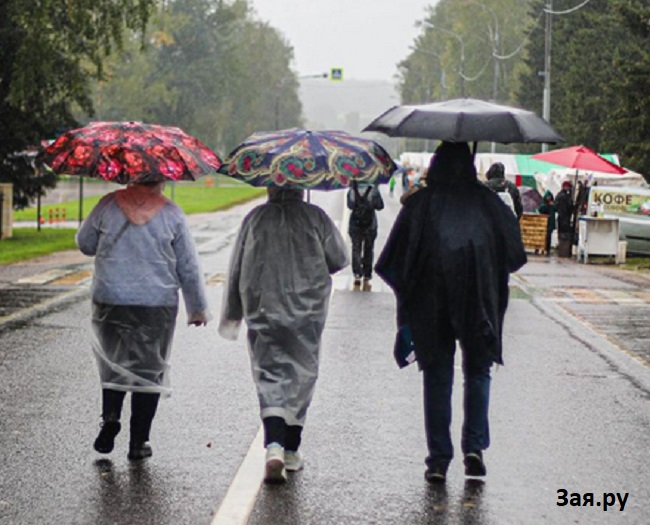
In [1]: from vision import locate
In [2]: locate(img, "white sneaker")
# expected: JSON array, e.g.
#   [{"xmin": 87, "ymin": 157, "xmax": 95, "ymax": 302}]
[
  {"xmin": 284, "ymin": 450, "xmax": 304, "ymax": 472},
  {"xmin": 264, "ymin": 443, "xmax": 286, "ymax": 483}
]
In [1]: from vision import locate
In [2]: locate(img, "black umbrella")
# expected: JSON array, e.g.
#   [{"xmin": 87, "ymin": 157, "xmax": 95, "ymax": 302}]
[{"xmin": 363, "ymin": 98, "xmax": 563, "ymax": 145}]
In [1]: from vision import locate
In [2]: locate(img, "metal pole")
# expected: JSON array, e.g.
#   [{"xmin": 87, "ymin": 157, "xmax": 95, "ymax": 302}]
[
  {"xmin": 491, "ymin": 18, "xmax": 499, "ymax": 153},
  {"xmin": 459, "ymin": 44, "xmax": 466, "ymax": 97},
  {"xmin": 423, "ymin": 23, "xmax": 466, "ymax": 98},
  {"xmin": 542, "ymin": 0, "xmax": 553, "ymax": 152},
  {"xmin": 467, "ymin": 0, "xmax": 500, "ymax": 152},
  {"xmin": 37, "ymin": 192, "xmax": 41, "ymax": 232},
  {"xmin": 78, "ymin": 176, "xmax": 84, "ymax": 225}
]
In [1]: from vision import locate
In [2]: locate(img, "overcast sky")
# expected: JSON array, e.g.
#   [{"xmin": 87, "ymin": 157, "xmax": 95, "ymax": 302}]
[{"xmin": 249, "ymin": 0, "xmax": 435, "ymax": 83}]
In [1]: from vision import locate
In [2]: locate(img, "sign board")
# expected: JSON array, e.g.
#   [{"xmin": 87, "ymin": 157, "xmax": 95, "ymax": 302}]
[
  {"xmin": 330, "ymin": 68, "xmax": 343, "ymax": 81},
  {"xmin": 589, "ymin": 186, "xmax": 650, "ymax": 218},
  {"xmin": 588, "ymin": 185, "xmax": 650, "ymax": 255}
]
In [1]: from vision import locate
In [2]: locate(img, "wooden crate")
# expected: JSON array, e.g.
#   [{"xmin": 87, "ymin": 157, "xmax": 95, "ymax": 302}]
[{"xmin": 520, "ymin": 213, "xmax": 549, "ymax": 254}]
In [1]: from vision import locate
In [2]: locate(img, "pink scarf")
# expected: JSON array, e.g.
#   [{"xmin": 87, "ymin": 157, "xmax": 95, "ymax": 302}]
[{"xmin": 114, "ymin": 182, "xmax": 170, "ymax": 225}]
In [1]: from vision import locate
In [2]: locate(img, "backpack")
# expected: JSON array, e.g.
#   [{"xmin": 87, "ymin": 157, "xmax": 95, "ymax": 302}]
[
  {"xmin": 497, "ymin": 190, "xmax": 517, "ymax": 216},
  {"xmin": 351, "ymin": 186, "xmax": 374, "ymax": 229},
  {"xmin": 489, "ymin": 178, "xmax": 517, "ymax": 216}
]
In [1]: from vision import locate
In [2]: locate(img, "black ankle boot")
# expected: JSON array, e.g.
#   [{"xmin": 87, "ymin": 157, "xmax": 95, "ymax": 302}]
[
  {"xmin": 94, "ymin": 421, "xmax": 121, "ymax": 454},
  {"xmin": 127, "ymin": 442, "xmax": 153, "ymax": 460},
  {"xmin": 94, "ymin": 389, "xmax": 126, "ymax": 453}
]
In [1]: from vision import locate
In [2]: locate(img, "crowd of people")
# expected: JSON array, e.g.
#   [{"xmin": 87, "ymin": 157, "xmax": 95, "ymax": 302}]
[{"xmin": 77, "ymin": 142, "xmax": 527, "ymax": 486}]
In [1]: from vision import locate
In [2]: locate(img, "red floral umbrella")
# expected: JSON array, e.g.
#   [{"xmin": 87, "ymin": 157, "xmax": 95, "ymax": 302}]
[
  {"xmin": 36, "ymin": 121, "xmax": 222, "ymax": 184},
  {"xmin": 531, "ymin": 145, "xmax": 626, "ymax": 174}
]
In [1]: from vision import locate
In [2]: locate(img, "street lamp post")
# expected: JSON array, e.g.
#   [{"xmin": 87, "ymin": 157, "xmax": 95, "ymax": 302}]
[
  {"xmin": 465, "ymin": 0, "xmax": 500, "ymax": 102},
  {"xmin": 465, "ymin": 0, "xmax": 500, "ymax": 152},
  {"xmin": 542, "ymin": 0, "xmax": 553, "ymax": 152}
]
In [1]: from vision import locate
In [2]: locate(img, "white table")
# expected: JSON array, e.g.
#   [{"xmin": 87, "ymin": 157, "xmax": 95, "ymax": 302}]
[{"xmin": 577, "ymin": 217, "xmax": 620, "ymax": 263}]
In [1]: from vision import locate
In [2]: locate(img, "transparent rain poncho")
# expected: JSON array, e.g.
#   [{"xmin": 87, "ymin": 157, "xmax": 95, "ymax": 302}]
[
  {"xmin": 77, "ymin": 192, "xmax": 210, "ymax": 396},
  {"xmin": 219, "ymin": 189, "xmax": 349, "ymax": 426}
]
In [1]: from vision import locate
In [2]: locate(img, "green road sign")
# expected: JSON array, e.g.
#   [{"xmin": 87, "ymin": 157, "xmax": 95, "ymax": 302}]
[{"xmin": 330, "ymin": 68, "xmax": 343, "ymax": 81}]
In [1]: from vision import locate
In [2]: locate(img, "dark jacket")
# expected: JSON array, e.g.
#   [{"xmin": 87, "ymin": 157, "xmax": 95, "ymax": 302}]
[
  {"xmin": 485, "ymin": 177, "xmax": 524, "ymax": 219},
  {"xmin": 538, "ymin": 190, "xmax": 557, "ymax": 232},
  {"xmin": 555, "ymin": 188, "xmax": 574, "ymax": 233},
  {"xmin": 347, "ymin": 184, "xmax": 384, "ymax": 234},
  {"xmin": 376, "ymin": 145, "xmax": 526, "ymax": 370}
]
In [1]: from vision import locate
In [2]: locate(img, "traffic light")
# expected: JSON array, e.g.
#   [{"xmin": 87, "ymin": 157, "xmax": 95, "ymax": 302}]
[{"xmin": 330, "ymin": 68, "xmax": 343, "ymax": 81}]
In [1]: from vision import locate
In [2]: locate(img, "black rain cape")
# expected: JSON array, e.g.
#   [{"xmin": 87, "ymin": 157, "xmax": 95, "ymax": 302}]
[{"xmin": 375, "ymin": 153, "xmax": 526, "ymax": 370}]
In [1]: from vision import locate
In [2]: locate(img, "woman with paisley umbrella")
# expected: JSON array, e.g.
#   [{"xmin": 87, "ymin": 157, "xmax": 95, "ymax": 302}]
[{"xmin": 218, "ymin": 129, "xmax": 395, "ymax": 482}]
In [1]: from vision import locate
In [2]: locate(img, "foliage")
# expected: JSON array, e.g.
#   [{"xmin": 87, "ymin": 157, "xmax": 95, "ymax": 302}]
[
  {"xmin": 397, "ymin": 0, "xmax": 532, "ymax": 152},
  {"xmin": 516, "ymin": 0, "xmax": 650, "ymax": 179},
  {"xmin": 82, "ymin": 0, "xmax": 302, "ymax": 155},
  {"xmin": 398, "ymin": 0, "xmax": 650, "ymax": 175},
  {"xmin": 0, "ymin": 0, "xmax": 156, "ymax": 209},
  {"xmin": 0, "ymin": 228, "xmax": 78, "ymax": 265},
  {"xmin": 604, "ymin": 2, "xmax": 650, "ymax": 179}
]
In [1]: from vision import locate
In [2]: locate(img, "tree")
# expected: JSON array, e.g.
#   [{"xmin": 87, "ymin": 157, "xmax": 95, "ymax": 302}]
[
  {"xmin": 0, "ymin": 0, "xmax": 155, "ymax": 209},
  {"xmin": 86, "ymin": 0, "xmax": 302, "ymax": 155},
  {"xmin": 516, "ymin": 0, "xmax": 650, "ymax": 179},
  {"xmin": 603, "ymin": 2, "xmax": 650, "ymax": 179},
  {"xmin": 397, "ymin": 0, "xmax": 532, "ymax": 152}
]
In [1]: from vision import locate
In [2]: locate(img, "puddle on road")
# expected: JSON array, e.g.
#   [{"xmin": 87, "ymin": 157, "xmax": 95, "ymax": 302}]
[
  {"xmin": 0, "ymin": 287, "xmax": 63, "ymax": 317},
  {"xmin": 49, "ymin": 270, "xmax": 92, "ymax": 286}
]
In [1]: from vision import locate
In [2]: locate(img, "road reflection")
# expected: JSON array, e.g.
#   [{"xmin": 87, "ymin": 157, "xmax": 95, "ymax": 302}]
[{"xmin": 87, "ymin": 458, "xmax": 173, "ymax": 525}]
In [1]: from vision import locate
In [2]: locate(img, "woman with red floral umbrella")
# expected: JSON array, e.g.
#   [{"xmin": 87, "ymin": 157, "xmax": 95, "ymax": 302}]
[
  {"xmin": 76, "ymin": 180, "xmax": 211, "ymax": 461},
  {"xmin": 39, "ymin": 121, "xmax": 219, "ymax": 460}
]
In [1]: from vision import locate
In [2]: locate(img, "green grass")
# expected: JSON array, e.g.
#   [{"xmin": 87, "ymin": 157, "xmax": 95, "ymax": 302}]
[
  {"xmin": 0, "ymin": 228, "xmax": 78, "ymax": 265},
  {"xmin": 162, "ymin": 182, "xmax": 265, "ymax": 214},
  {"xmin": 622, "ymin": 257, "xmax": 650, "ymax": 272},
  {"xmin": 13, "ymin": 180, "xmax": 264, "ymax": 222},
  {"xmin": 4, "ymin": 179, "xmax": 264, "ymax": 264}
]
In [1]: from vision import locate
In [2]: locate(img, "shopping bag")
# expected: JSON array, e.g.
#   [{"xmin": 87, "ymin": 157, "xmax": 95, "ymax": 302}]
[{"xmin": 394, "ymin": 324, "xmax": 417, "ymax": 368}]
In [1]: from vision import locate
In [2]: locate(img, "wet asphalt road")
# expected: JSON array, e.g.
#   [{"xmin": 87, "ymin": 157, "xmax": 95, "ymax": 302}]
[{"xmin": 2, "ymin": 187, "xmax": 650, "ymax": 524}]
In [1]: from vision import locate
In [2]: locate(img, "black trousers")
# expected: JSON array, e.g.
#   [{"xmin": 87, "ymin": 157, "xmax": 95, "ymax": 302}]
[
  {"xmin": 263, "ymin": 416, "xmax": 303, "ymax": 451},
  {"xmin": 350, "ymin": 228, "xmax": 377, "ymax": 279},
  {"xmin": 101, "ymin": 388, "xmax": 160, "ymax": 445}
]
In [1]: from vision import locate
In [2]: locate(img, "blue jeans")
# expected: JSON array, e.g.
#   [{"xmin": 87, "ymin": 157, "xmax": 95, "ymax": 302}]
[{"xmin": 423, "ymin": 345, "xmax": 492, "ymax": 468}]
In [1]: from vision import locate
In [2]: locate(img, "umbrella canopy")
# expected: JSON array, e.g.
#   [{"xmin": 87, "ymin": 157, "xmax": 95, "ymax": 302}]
[
  {"xmin": 36, "ymin": 121, "xmax": 222, "ymax": 184},
  {"xmin": 220, "ymin": 128, "xmax": 396, "ymax": 190},
  {"xmin": 519, "ymin": 186, "xmax": 543, "ymax": 213},
  {"xmin": 363, "ymin": 98, "xmax": 563, "ymax": 144},
  {"xmin": 530, "ymin": 145, "xmax": 627, "ymax": 174}
]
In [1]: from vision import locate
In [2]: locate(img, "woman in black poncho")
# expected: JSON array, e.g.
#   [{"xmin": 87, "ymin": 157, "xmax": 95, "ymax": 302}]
[{"xmin": 375, "ymin": 141, "xmax": 527, "ymax": 482}]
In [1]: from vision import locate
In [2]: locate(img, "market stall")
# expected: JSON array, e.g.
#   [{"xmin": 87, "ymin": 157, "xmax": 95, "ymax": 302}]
[{"xmin": 520, "ymin": 213, "xmax": 549, "ymax": 254}]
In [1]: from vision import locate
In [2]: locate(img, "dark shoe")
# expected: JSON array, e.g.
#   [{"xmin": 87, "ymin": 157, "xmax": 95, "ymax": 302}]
[
  {"xmin": 464, "ymin": 451, "xmax": 486, "ymax": 477},
  {"xmin": 128, "ymin": 442, "xmax": 153, "ymax": 461},
  {"xmin": 425, "ymin": 462, "xmax": 449, "ymax": 483},
  {"xmin": 94, "ymin": 421, "xmax": 121, "ymax": 454}
]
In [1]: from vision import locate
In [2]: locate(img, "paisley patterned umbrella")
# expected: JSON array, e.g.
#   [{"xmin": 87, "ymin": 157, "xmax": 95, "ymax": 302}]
[
  {"xmin": 36, "ymin": 121, "xmax": 222, "ymax": 184},
  {"xmin": 220, "ymin": 128, "xmax": 396, "ymax": 190}
]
